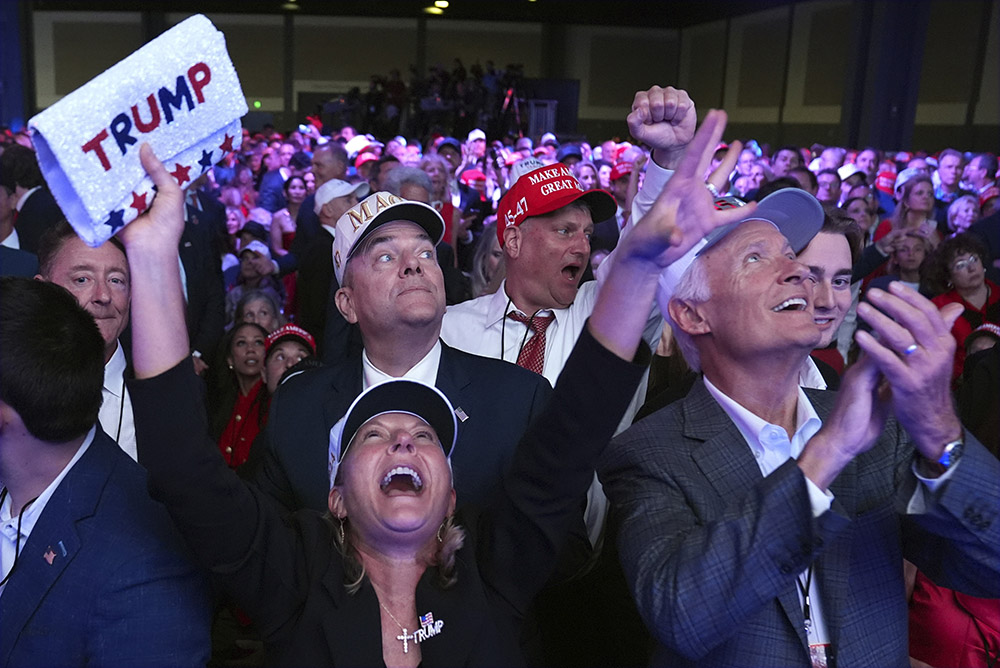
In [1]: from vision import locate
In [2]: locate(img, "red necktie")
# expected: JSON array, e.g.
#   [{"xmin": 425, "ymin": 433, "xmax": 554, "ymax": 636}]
[{"xmin": 507, "ymin": 311, "xmax": 554, "ymax": 376}]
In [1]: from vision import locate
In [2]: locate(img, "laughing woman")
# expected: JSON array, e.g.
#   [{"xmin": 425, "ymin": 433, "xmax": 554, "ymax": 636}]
[{"xmin": 120, "ymin": 111, "xmax": 747, "ymax": 666}]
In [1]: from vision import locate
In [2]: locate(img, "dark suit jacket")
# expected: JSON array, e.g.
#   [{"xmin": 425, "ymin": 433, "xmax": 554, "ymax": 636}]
[
  {"xmin": 183, "ymin": 198, "xmax": 226, "ymax": 361},
  {"xmin": 257, "ymin": 169, "xmax": 287, "ymax": 213},
  {"xmin": 251, "ymin": 341, "xmax": 553, "ymax": 514},
  {"xmin": 0, "ymin": 246, "xmax": 39, "ymax": 277},
  {"xmin": 133, "ymin": 328, "xmax": 644, "ymax": 666},
  {"xmin": 13, "ymin": 187, "xmax": 63, "ymax": 255},
  {"xmin": 599, "ymin": 378, "xmax": 1000, "ymax": 668},
  {"xmin": 0, "ymin": 429, "xmax": 211, "ymax": 667},
  {"xmin": 295, "ymin": 228, "xmax": 336, "ymax": 349}
]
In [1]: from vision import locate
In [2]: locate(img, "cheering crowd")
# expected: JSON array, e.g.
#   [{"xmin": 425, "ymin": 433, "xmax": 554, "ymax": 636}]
[{"xmin": 1, "ymin": 81, "xmax": 999, "ymax": 668}]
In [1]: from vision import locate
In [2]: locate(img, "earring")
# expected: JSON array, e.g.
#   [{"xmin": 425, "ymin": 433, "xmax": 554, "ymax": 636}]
[
  {"xmin": 338, "ymin": 518, "xmax": 346, "ymax": 544},
  {"xmin": 436, "ymin": 516, "xmax": 450, "ymax": 543}
]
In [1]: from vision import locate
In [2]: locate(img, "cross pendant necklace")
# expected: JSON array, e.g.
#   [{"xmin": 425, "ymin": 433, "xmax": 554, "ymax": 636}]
[{"xmin": 380, "ymin": 601, "xmax": 415, "ymax": 654}]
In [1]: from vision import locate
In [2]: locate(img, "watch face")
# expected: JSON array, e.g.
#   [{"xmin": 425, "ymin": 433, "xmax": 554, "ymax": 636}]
[{"xmin": 939, "ymin": 440, "xmax": 964, "ymax": 468}]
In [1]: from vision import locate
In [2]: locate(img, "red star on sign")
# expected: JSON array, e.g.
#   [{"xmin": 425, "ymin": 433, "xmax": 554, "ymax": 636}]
[
  {"xmin": 170, "ymin": 163, "xmax": 191, "ymax": 186},
  {"xmin": 219, "ymin": 134, "xmax": 234, "ymax": 153},
  {"xmin": 129, "ymin": 191, "xmax": 149, "ymax": 215}
]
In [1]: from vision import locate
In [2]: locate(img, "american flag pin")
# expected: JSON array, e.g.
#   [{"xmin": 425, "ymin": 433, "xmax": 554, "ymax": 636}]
[
  {"xmin": 419, "ymin": 612, "xmax": 434, "ymax": 629},
  {"xmin": 455, "ymin": 407, "xmax": 468, "ymax": 422},
  {"xmin": 43, "ymin": 547, "xmax": 56, "ymax": 565}
]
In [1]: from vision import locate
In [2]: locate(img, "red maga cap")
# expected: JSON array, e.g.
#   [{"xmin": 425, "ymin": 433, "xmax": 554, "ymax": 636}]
[
  {"xmin": 610, "ymin": 161, "xmax": 634, "ymax": 182},
  {"xmin": 875, "ymin": 171, "xmax": 896, "ymax": 195},
  {"xmin": 497, "ymin": 160, "xmax": 616, "ymax": 247}
]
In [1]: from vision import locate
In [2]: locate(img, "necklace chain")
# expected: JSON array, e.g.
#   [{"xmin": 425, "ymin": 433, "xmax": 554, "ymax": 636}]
[{"xmin": 378, "ymin": 600, "xmax": 411, "ymax": 632}]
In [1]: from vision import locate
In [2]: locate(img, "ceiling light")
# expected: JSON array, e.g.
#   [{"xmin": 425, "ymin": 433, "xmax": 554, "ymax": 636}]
[
  {"xmin": 423, "ymin": 6, "xmax": 444, "ymax": 14},
  {"xmin": 434, "ymin": 0, "xmax": 449, "ymax": 7}
]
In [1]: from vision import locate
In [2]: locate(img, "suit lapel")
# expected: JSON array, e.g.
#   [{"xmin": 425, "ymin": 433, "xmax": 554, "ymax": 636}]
[
  {"xmin": 322, "ymin": 358, "xmax": 363, "ymax": 428},
  {"xmin": 683, "ymin": 380, "xmax": 811, "ymax": 650},
  {"xmin": 684, "ymin": 381, "xmax": 763, "ymax": 499},
  {"xmin": 0, "ymin": 436, "xmax": 109, "ymax": 664},
  {"xmin": 435, "ymin": 343, "xmax": 472, "ymax": 428}
]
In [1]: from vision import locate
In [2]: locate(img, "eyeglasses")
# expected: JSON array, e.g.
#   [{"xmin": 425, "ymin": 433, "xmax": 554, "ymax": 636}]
[{"xmin": 950, "ymin": 255, "xmax": 981, "ymax": 272}]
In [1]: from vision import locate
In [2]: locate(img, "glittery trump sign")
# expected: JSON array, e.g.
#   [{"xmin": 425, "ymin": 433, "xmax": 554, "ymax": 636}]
[{"xmin": 28, "ymin": 14, "xmax": 247, "ymax": 246}]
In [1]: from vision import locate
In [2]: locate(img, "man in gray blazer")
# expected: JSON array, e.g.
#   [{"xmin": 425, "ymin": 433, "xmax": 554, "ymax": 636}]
[{"xmin": 599, "ymin": 183, "xmax": 1000, "ymax": 667}]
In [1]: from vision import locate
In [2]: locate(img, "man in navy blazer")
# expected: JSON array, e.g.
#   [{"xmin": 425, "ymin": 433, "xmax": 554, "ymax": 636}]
[
  {"xmin": 599, "ymin": 184, "xmax": 1000, "ymax": 666},
  {"xmin": 0, "ymin": 145, "xmax": 64, "ymax": 255},
  {"xmin": 0, "ymin": 277, "xmax": 211, "ymax": 667},
  {"xmin": 251, "ymin": 191, "xmax": 551, "ymax": 514}
]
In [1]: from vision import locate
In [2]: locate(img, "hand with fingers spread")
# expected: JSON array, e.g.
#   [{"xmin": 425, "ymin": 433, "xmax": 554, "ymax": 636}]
[
  {"xmin": 618, "ymin": 110, "xmax": 757, "ymax": 271},
  {"xmin": 855, "ymin": 281, "xmax": 965, "ymax": 460},
  {"xmin": 628, "ymin": 85, "xmax": 697, "ymax": 170}
]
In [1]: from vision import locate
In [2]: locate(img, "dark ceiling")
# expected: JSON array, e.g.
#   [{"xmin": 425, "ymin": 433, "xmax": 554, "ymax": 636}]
[{"xmin": 31, "ymin": 0, "xmax": 801, "ymax": 29}]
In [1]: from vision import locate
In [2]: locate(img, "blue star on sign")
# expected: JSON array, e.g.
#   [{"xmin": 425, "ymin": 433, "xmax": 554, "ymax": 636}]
[
  {"xmin": 198, "ymin": 149, "xmax": 214, "ymax": 173},
  {"xmin": 104, "ymin": 208, "xmax": 125, "ymax": 232}
]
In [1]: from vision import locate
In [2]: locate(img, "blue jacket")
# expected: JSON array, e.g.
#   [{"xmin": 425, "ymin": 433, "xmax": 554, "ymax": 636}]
[{"xmin": 0, "ymin": 429, "xmax": 211, "ymax": 667}]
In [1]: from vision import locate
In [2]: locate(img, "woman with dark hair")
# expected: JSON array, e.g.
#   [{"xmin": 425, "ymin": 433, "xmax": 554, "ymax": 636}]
[
  {"xmin": 271, "ymin": 175, "xmax": 307, "ymax": 316},
  {"xmin": 270, "ymin": 175, "xmax": 307, "ymax": 257},
  {"xmin": 211, "ymin": 322, "xmax": 269, "ymax": 470},
  {"xmin": 929, "ymin": 234, "xmax": 1000, "ymax": 384}
]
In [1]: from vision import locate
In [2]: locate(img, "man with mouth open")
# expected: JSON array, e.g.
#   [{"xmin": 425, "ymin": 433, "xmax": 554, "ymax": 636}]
[
  {"xmin": 440, "ymin": 86, "xmax": 699, "ymax": 392},
  {"xmin": 599, "ymin": 186, "xmax": 1000, "ymax": 667}
]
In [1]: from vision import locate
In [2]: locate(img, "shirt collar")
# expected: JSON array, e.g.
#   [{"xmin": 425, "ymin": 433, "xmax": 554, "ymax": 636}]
[
  {"xmin": 104, "ymin": 341, "xmax": 126, "ymax": 396},
  {"xmin": 703, "ymin": 375, "xmax": 822, "ymax": 460},
  {"xmin": 321, "ymin": 224, "xmax": 336, "ymax": 239},
  {"xmin": 0, "ymin": 228, "xmax": 19, "ymax": 249},
  {"xmin": 1, "ymin": 426, "xmax": 95, "ymax": 533},
  {"xmin": 15, "ymin": 186, "xmax": 41, "ymax": 212},
  {"xmin": 362, "ymin": 340, "xmax": 442, "ymax": 389},
  {"xmin": 484, "ymin": 280, "xmax": 563, "ymax": 328},
  {"xmin": 799, "ymin": 356, "xmax": 828, "ymax": 391}
]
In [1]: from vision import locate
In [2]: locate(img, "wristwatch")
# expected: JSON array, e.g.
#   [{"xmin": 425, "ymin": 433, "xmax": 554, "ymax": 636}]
[{"xmin": 936, "ymin": 439, "xmax": 964, "ymax": 469}]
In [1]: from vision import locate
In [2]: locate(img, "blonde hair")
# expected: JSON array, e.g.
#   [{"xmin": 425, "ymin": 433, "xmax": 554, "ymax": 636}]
[{"xmin": 333, "ymin": 514, "xmax": 466, "ymax": 595}]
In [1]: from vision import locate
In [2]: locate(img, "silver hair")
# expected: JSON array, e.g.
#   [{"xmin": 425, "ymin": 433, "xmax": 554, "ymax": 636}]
[
  {"xmin": 382, "ymin": 166, "xmax": 433, "ymax": 199},
  {"xmin": 665, "ymin": 257, "xmax": 711, "ymax": 372}
]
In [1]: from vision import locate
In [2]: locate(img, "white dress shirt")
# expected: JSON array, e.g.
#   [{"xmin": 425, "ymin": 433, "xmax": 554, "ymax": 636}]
[
  {"xmin": 0, "ymin": 427, "xmax": 94, "ymax": 598},
  {"xmin": 99, "ymin": 342, "xmax": 137, "ymax": 461},
  {"xmin": 362, "ymin": 341, "xmax": 442, "ymax": 389}
]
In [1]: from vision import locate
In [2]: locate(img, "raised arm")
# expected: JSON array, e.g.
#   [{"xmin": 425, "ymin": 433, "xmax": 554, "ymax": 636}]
[
  {"xmin": 120, "ymin": 145, "xmax": 310, "ymax": 637},
  {"xmin": 589, "ymin": 110, "xmax": 755, "ymax": 360},
  {"xmin": 119, "ymin": 144, "xmax": 190, "ymax": 378}
]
